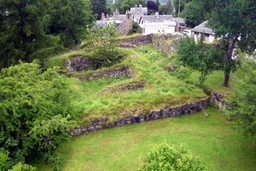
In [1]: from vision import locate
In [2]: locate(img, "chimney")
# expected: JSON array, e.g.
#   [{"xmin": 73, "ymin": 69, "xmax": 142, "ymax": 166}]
[
  {"xmin": 139, "ymin": 4, "xmax": 142, "ymax": 11},
  {"xmin": 155, "ymin": 11, "xmax": 159, "ymax": 18},
  {"xmin": 135, "ymin": 4, "xmax": 137, "ymax": 11}
]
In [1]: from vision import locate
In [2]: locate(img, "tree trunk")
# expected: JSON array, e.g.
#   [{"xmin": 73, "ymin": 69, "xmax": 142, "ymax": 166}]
[
  {"xmin": 222, "ymin": 37, "xmax": 237, "ymax": 87},
  {"xmin": 223, "ymin": 70, "xmax": 230, "ymax": 87}
]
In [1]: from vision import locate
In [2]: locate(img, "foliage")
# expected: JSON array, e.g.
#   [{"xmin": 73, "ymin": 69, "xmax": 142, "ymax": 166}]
[
  {"xmin": 139, "ymin": 143, "xmax": 206, "ymax": 171},
  {"xmin": 128, "ymin": 21, "xmax": 142, "ymax": 35},
  {"xmin": 0, "ymin": 0, "xmax": 60, "ymax": 69},
  {"xmin": 147, "ymin": 1, "xmax": 158, "ymax": 13},
  {"xmin": 86, "ymin": 24, "xmax": 122, "ymax": 69},
  {"xmin": 181, "ymin": 0, "xmax": 256, "ymax": 87},
  {"xmin": 91, "ymin": 0, "xmax": 107, "ymax": 20},
  {"xmin": 115, "ymin": 0, "xmax": 146, "ymax": 14},
  {"xmin": 226, "ymin": 55, "xmax": 256, "ymax": 138},
  {"xmin": 8, "ymin": 162, "xmax": 36, "ymax": 171},
  {"xmin": 165, "ymin": 0, "xmax": 174, "ymax": 15},
  {"xmin": 174, "ymin": 36, "xmax": 222, "ymax": 87},
  {"xmin": 0, "ymin": 62, "xmax": 77, "ymax": 169},
  {"xmin": 156, "ymin": 0, "xmax": 161, "ymax": 6},
  {"xmin": 46, "ymin": 0, "xmax": 94, "ymax": 48},
  {"xmin": 0, "ymin": 153, "xmax": 10, "ymax": 170},
  {"xmin": 159, "ymin": 5, "xmax": 167, "ymax": 15},
  {"xmin": 173, "ymin": 0, "xmax": 192, "ymax": 17}
]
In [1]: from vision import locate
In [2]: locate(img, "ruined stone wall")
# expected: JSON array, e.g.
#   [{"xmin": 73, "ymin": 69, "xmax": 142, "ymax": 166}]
[
  {"xmin": 120, "ymin": 34, "xmax": 153, "ymax": 48},
  {"xmin": 152, "ymin": 34, "xmax": 179, "ymax": 55},
  {"xmin": 73, "ymin": 66, "xmax": 134, "ymax": 81},
  {"xmin": 70, "ymin": 98, "xmax": 208, "ymax": 135}
]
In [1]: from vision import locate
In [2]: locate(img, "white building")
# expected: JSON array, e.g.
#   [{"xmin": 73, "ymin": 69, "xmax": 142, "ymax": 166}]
[
  {"xmin": 139, "ymin": 12, "xmax": 176, "ymax": 35},
  {"xmin": 191, "ymin": 21, "xmax": 216, "ymax": 43}
]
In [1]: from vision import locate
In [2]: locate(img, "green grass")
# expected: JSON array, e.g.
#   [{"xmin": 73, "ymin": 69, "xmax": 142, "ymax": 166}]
[
  {"xmin": 50, "ymin": 45, "xmax": 208, "ymax": 124},
  {"xmin": 33, "ymin": 107, "xmax": 256, "ymax": 171}
]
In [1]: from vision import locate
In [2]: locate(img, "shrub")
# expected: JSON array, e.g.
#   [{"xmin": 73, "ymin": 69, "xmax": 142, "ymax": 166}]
[
  {"xmin": 86, "ymin": 24, "xmax": 122, "ymax": 69},
  {"xmin": 139, "ymin": 143, "xmax": 206, "ymax": 171}
]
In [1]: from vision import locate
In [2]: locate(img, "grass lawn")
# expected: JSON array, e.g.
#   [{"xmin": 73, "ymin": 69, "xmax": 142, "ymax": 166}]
[{"xmin": 34, "ymin": 107, "xmax": 256, "ymax": 171}]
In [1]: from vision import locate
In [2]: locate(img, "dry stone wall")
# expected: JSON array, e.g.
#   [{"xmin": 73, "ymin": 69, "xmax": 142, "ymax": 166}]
[
  {"xmin": 70, "ymin": 98, "xmax": 208, "ymax": 135},
  {"xmin": 74, "ymin": 66, "xmax": 134, "ymax": 81}
]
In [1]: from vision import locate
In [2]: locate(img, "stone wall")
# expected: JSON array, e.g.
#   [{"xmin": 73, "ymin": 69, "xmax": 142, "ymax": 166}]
[
  {"xmin": 74, "ymin": 66, "xmax": 134, "ymax": 81},
  {"xmin": 70, "ymin": 98, "xmax": 208, "ymax": 135},
  {"xmin": 98, "ymin": 80, "xmax": 145, "ymax": 95},
  {"xmin": 152, "ymin": 34, "xmax": 179, "ymax": 55},
  {"xmin": 66, "ymin": 56, "xmax": 91, "ymax": 72},
  {"xmin": 120, "ymin": 34, "xmax": 153, "ymax": 48}
]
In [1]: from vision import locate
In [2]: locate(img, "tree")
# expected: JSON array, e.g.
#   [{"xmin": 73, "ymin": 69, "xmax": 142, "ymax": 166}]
[
  {"xmin": 86, "ymin": 24, "xmax": 122, "ymax": 69},
  {"xmin": 207, "ymin": 0, "xmax": 256, "ymax": 87},
  {"xmin": 173, "ymin": 0, "xmax": 192, "ymax": 17},
  {"xmin": 226, "ymin": 55, "xmax": 256, "ymax": 137},
  {"xmin": 0, "ymin": 0, "xmax": 60, "ymax": 69},
  {"xmin": 174, "ymin": 36, "xmax": 223, "ymax": 87},
  {"xmin": 0, "ymin": 62, "xmax": 77, "ymax": 169},
  {"xmin": 128, "ymin": 21, "xmax": 142, "ymax": 35},
  {"xmin": 91, "ymin": 0, "xmax": 107, "ymax": 20},
  {"xmin": 159, "ymin": 5, "xmax": 167, "ymax": 15},
  {"xmin": 47, "ymin": 0, "xmax": 94, "ymax": 48},
  {"xmin": 115, "ymin": 0, "xmax": 146, "ymax": 14},
  {"xmin": 139, "ymin": 143, "xmax": 206, "ymax": 171},
  {"xmin": 166, "ymin": 0, "xmax": 174, "ymax": 15},
  {"xmin": 156, "ymin": 0, "xmax": 161, "ymax": 6},
  {"xmin": 147, "ymin": 1, "xmax": 158, "ymax": 13},
  {"xmin": 180, "ymin": 0, "xmax": 256, "ymax": 87}
]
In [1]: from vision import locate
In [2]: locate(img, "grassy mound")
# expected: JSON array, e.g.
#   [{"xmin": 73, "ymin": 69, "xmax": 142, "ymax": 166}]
[{"xmin": 46, "ymin": 45, "xmax": 209, "ymax": 125}]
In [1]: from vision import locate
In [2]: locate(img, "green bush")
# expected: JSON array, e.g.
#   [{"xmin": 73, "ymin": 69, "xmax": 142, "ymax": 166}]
[
  {"xmin": 0, "ymin": 62, "xmax": 77, "ymax": 169},
  {"xmin": 139, "ymin": 143, "xmax": 206, "ymax": 171},
  {"xmin": 86, "ymin": 24, "xmax": 122, "ymax": 69}
]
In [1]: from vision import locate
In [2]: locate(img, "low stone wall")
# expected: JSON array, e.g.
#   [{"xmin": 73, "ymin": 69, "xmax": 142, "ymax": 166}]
[
  {"xmin": 66, "ymin": 56, "xmax": 91, "ymax": 72},
  {"xmin": 152, "ymin": 34, "xmax": 180, "ymax": 55},
  {"xmin": 74, "ymin": 66, "xmax": 134, "ymax": 81},
  {"xmin": 98, "ymin": 80, "xmax": 145, "ymax": 95},
  {"xmin": 120, "ymin": 34, "xmax": 153, "ymax": 48},
  {"xmin": 70, "ymin": 98, "xmax": 208, "ymax": 135}
]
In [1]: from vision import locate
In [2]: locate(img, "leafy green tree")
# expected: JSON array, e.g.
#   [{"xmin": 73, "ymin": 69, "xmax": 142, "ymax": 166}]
[
  {"xmin": 173, "ymin": 0, "xmax": 192, "ymax": 17},
  {"xmin": 115, "ymin": 0, "xmax": 146, "ymax": 14},
  {"xmin": 166, "ymin": 0, "xmax": 174, "ymax": 15},
  {"xmin": 0, "ymin": 153, "xmax": 10, "ymax": 170},
  {"xmin": 175, "ymin": 36, "xmax": 222, "ymax": 87},
  {"xmin": 159, "ymin": 5, "xmax": 167, "ymax": 15},
  {"xmin": 0, "ymin": 0, "xmax": 60, "ymax": 69},
  {"xmin": 129, "ymin": 21, "xmax": 142, "ymax": 35},
  {"xmin": 139, "ymin": 143, "xmax": 206, "ymax": 171},
  {"xmin": 180, "ymin": 0, "xmax": 256, "ymax": 87},
  {"xmin": 86, "ymin": 24, "xmax": 121, "ymax": 69},
  {"xmin": 8, "ymin": 162, "xmax": 36, "ymax": 171},
  {"xmin": 208, "ymin": 0, "xmax": 256, "ymax": 87},
  {"xmin": 47, "ymin": 0, "xmax": 94, "ymax": 48},
  {"xmin": 181, "ymin": 1, "xmax": 207, "ymax": 28},
  {"xmin": 226, "ymin": 55, "xmax": 256, "ymax": 138},
  {"xmin": 91, "ymin": 0, "xmax": 107, "ymax": 20},
  {"xmin": 156, "ymin": 0, "xmax": 161, "ymax": 6},
  {"xmin": 0, "ymin": 62, "xmax": 77, "ymax": 168}
]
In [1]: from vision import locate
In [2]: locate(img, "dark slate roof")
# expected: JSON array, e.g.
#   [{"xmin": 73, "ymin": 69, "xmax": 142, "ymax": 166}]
[
  {"xmin": 192, "ymin": 21, "xmax": 214, "ymax": 35},
  {"xmin": 114, "ymin": 15, "xmax": 127, "ymax": 22},
  {"xmin": 143, "ymin": 15, "xmax": 174, "ymax": 23},
  {"xmin": 173, "ymin": 18, "xmax": 185, "ymax": 26}
]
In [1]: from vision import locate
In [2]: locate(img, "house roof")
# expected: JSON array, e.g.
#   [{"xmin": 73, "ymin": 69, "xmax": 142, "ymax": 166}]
[
  {"xmin": 173, "ymin": 18, "xmax": 186, "ymax": 26},
  {"xmin": 192, "ymin": 21, "xmax": 214, "ymax": 35},
  {"xmin": 143, "ymin": 15, "xmax": 174, "ymax": 23},
  {"xmin": 130, "ymin": 6, "xmax": 148, "ymax": 15}
]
